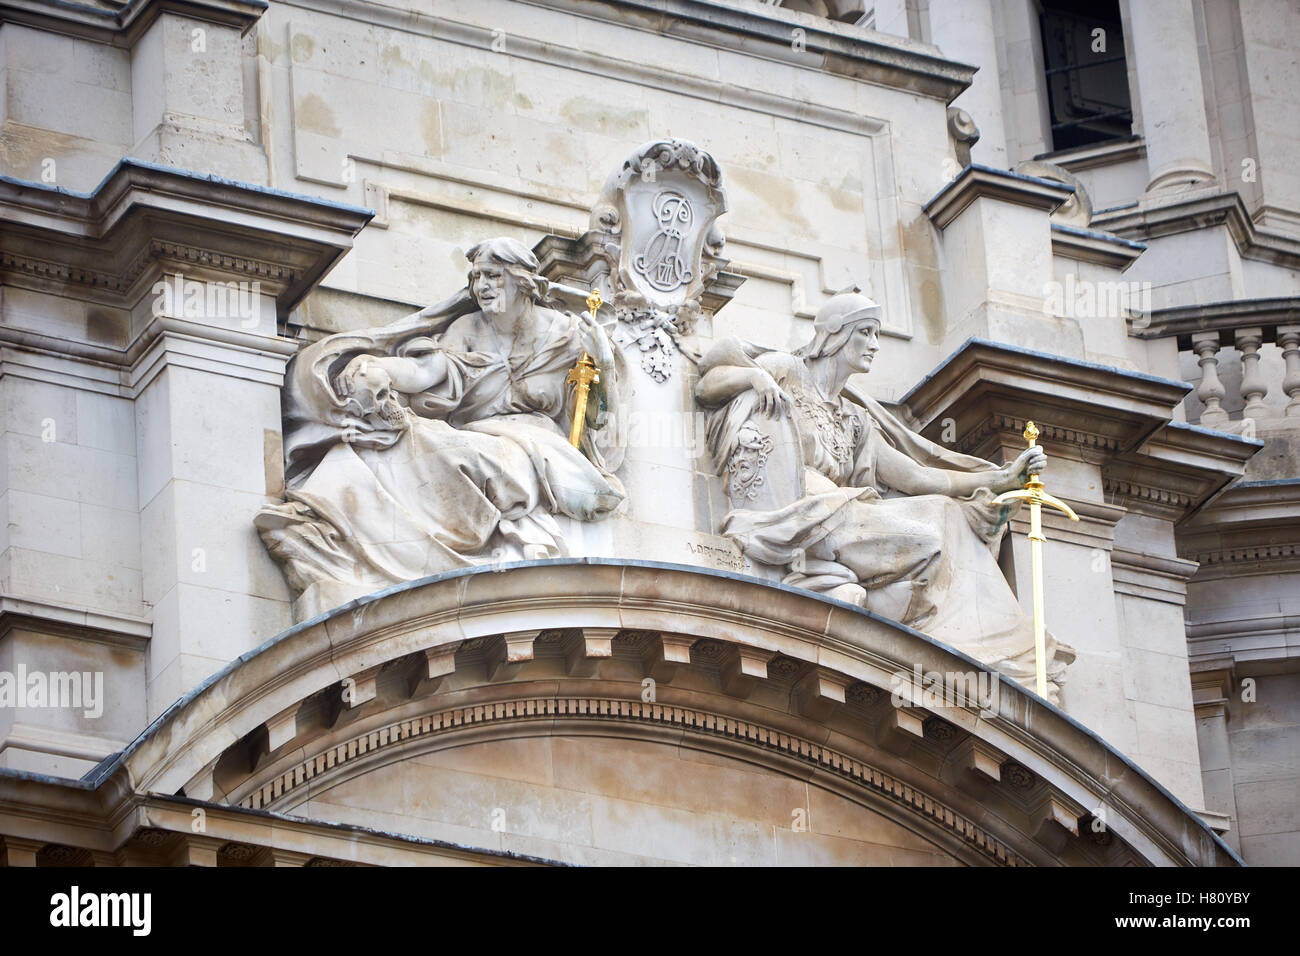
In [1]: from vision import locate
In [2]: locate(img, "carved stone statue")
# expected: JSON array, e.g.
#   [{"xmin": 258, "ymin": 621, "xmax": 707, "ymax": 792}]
[
  {"xmin": 695, "ymin": 290, "xmax": 1072, "ymax": 699},
  {"xmin": 256, "ymin": 238, "xmax": 626, "ymax": 619}
]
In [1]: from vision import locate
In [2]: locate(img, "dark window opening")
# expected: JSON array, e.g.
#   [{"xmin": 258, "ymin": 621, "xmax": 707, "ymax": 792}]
[{"xmin": 1040, "ymin": 0, "xmax": 1133, "ymax": 151}]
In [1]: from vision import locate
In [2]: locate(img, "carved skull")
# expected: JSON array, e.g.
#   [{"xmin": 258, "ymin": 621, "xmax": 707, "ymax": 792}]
[{"xmin": 335, "ymin": 356, "xmax": 406, "ymax": 430}]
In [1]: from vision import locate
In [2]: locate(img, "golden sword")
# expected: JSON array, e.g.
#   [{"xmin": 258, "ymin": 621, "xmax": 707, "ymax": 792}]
[
  {"xmin": 992, "ymin": 421, "xmax": 1079, "ymax": 698},
  {"xmin": 566, "ymin": 289, "xmax": 604, "ymax": 449}
]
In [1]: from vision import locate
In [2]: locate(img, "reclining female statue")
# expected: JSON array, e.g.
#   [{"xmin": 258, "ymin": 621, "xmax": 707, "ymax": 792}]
[
  {"xmin": 256, "ymin": 238, "xmax": 625, "ymax": 619},
  {"xmin": 695, "ymin": 290, "xmax": 1071, "ymax": 700}
]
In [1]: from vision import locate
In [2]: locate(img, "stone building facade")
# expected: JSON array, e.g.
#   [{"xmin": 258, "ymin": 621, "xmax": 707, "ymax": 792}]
[{"xmin": 0, "ymin": 0, "xmax": 1293, "ymax": 866}]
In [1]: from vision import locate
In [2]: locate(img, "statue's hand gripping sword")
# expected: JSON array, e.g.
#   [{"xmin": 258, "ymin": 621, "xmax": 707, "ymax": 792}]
[{"xmin": 992, "ymin": 421, "xmax": 1079, "ymax": 698}]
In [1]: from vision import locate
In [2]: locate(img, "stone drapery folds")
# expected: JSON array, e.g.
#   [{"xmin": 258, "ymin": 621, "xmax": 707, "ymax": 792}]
[
  {"xmin": 255, "ymin": 238, "xmax": 626, "ymax": 620},
  {"xmin": 695, "ymin": 291, "xmax": 1073, "ymax": 701}
]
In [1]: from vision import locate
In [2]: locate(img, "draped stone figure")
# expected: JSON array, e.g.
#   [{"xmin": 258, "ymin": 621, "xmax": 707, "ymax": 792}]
[
  {"xmin": 256, "ymin": 238, "xmax": 626, "ymax": 619},
  {"xmin": 695, "ymin": 290, "xmax": 1072, "ymax": 700}
]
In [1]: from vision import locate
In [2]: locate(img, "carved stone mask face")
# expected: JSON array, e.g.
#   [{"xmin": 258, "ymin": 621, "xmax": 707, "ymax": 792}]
[{"xmin": 470, "ymin": 260, "xmax": 523, "ymax": 316}]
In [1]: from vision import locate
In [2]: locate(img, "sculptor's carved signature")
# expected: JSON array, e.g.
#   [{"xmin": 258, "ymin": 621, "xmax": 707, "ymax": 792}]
[{"xmin": 685, "ymin": 540, "xmax": 749, "ymax": 572}]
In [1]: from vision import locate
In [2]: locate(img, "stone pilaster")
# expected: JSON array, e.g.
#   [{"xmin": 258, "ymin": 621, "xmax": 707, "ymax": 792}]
[
  {"xmin": 924, "ymin": 165, "xmax": 1081, "ymax": 357},
  {"xmin": 129, "ymin": 3, "xmax": 269, "ymax": 183},
  {"xmin": 0, "ymin": 161, "xmax": 371, "ymax": 741}
]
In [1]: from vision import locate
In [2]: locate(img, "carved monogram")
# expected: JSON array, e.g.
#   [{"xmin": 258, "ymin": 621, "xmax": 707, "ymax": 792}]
[{"xmin": 633, "ymin": 191, "xmax": 694, "ymax": 292}]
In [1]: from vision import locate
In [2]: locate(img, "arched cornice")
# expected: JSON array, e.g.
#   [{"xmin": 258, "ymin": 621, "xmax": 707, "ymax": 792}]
[{"xmin": 88, "ymin": 560, "xmax": 1239, "ymax": 867}]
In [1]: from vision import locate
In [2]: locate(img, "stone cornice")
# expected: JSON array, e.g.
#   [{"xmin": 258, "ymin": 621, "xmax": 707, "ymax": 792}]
[
  {"xmin": 0, "ymin": 596, "xmax": 151, "ymax": 645},
  {"xmin": 1178, "ymin": 480, "xmax": 1300, "ymax": 576},
  {"xmin": 1093, "ymin": 189, "xmax": 1300, "ymax": 269},
  {"xmin": 1184, "ymin": 478, "xmax": 1300, "ymax": 528},
  {"xmin": 923, "ymin": 165, "xmax": 1074, "ymax": 230},
  {"xmin": 1105, "ymin": 423, "xmax": 1260, "ymax": 522},
  {"xmin": 1179, "ymin": 481, "xmax": 1300, "ymax": 667},
  {"xmin": 1110, "ymin": 548, "xmax": 1200, "ymax": 606},
  {"xmin": 0, "ymin": 0, "xmax": 266, "ymax": 46},
  {"xmin": 901, "ymin": 340, "xmax": 1258, "ymax": 521},
  {"xmin": 1050, "ymin": 223, "xmax": 1146, "ymax": 270},
  {"xmin": 276, "ymin": 0, "xmax": 912, "ymax": 138},
  {"xmin": 0, "ymin": 784, "xmax": 550, "ymax": 866},
  {"xmin": 1129, "ymin": 297, "xmax": 1300, "ymax": 348},
  {"xmin": 1038, "ymin": 136, "xmax": 1146, "ymax": 173},
  {"xmin": 498, "ymin": 0, "xmax": 976, "ymax": 103},
  {"xmin": 0, "ymin": 159, "xmax": 373, "ymax": 318},
  {"xmin": 1185, "ymin": 616, "xmax": 1300, "ymax": 669},
  {"xmin": 902, "ymin": 338, "xmax": 1190, "ymax": 457}
]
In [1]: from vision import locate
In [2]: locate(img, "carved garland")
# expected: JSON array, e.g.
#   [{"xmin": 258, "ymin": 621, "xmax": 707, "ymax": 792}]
[{"xmin": 236, "ymin": 694, "xmax": 1029, "ymax": 866}]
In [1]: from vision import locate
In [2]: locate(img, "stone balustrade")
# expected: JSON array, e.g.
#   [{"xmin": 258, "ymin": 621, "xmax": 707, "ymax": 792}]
[
  {"xmin": 1190, "ymin": 325, "xmax": 1300, "ymax": 428},
  {"xmin": 1131, "ymin": 300, "xmax": 1300, "ymax": 432}
]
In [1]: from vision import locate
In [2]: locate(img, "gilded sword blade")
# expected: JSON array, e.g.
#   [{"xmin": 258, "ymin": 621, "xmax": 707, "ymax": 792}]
[{"xmin": 992, "ymin": 420, "xmax": 1079, "ymax": 698}]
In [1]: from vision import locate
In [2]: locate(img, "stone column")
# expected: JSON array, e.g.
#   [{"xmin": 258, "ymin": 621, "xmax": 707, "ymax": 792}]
[{"xmin": 1125, "ymin": 0, "xmax": 1215, "ymax": 192}]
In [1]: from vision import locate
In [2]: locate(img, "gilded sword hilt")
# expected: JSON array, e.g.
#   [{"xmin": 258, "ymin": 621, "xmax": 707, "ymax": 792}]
[
  {"xmin": 567, "ymin": 286, "xmax": 605, "ymax": 448},
  {"xmin": 992, "ymin": 421, "xmax": 1080, "ymax": 521}
]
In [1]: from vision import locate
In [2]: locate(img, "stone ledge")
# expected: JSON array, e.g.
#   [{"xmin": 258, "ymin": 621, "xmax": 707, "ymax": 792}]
[
  {"xmin": 902, "ymin": 337, "xmax": 1190, "ymax": 458},
  {"xmin": 1093, "ymin": 188, "xmax": 1300, "ymax": 269},
  {"xmin": 0, "ymin": 0, "xmax": 266, "ymax": 47},
  {"xmin": 1129, "ymin": 297, "xmax": 1300, "ymax": 348},
  {"xmin": 923, "ymin": 165, "xmax": 1074, "ymax": 231},
  {"xmin": 0, "ymin": 158, "xmax": 373, "ymax": 320},
  {"xmin": 1106, "ymin": 422, "xmax": 1261, "ymax": 521},
  {"xmin": 1050, "ymin": 223, "xmax": 1146, "ymax": 271},
  {"xmin": 0, "ymin": 596, "xmax": 152, "ymax": 645},
  {"xmin": 1036, "ymin": 135, "xmax": 1146, "ymax": 173},
  {"xmin": 1179, "ymin": 480, "xmax": 1300, "ymax": 582},
  {"xmin": 425, "ymin": 0, "xmax": 976, "ymax": 102}
]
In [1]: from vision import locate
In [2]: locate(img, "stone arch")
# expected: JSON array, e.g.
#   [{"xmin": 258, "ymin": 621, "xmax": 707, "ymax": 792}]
[{"xmin": 101, "ymin": 561, "xmax": 1235, "ymax": 866}]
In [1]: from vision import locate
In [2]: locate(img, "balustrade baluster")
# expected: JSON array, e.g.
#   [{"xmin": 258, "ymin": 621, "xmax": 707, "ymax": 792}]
[
  {"xmin": 1235, "ymin": 327, "xmax": 1269, "ymax": 421},
  {"xmin": 1192, "ymin": 332, "xmax": 1229, "ymax": 428},
  {"xmin": 1280, "ymin": 326, "xmax": 1300, "ymax": 418}
]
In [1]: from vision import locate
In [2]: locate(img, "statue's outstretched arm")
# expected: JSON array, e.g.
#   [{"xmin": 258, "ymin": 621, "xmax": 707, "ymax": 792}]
[{"xmin": 875, "ymin": 438, "xmax": 1046, "ymax": 498}]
